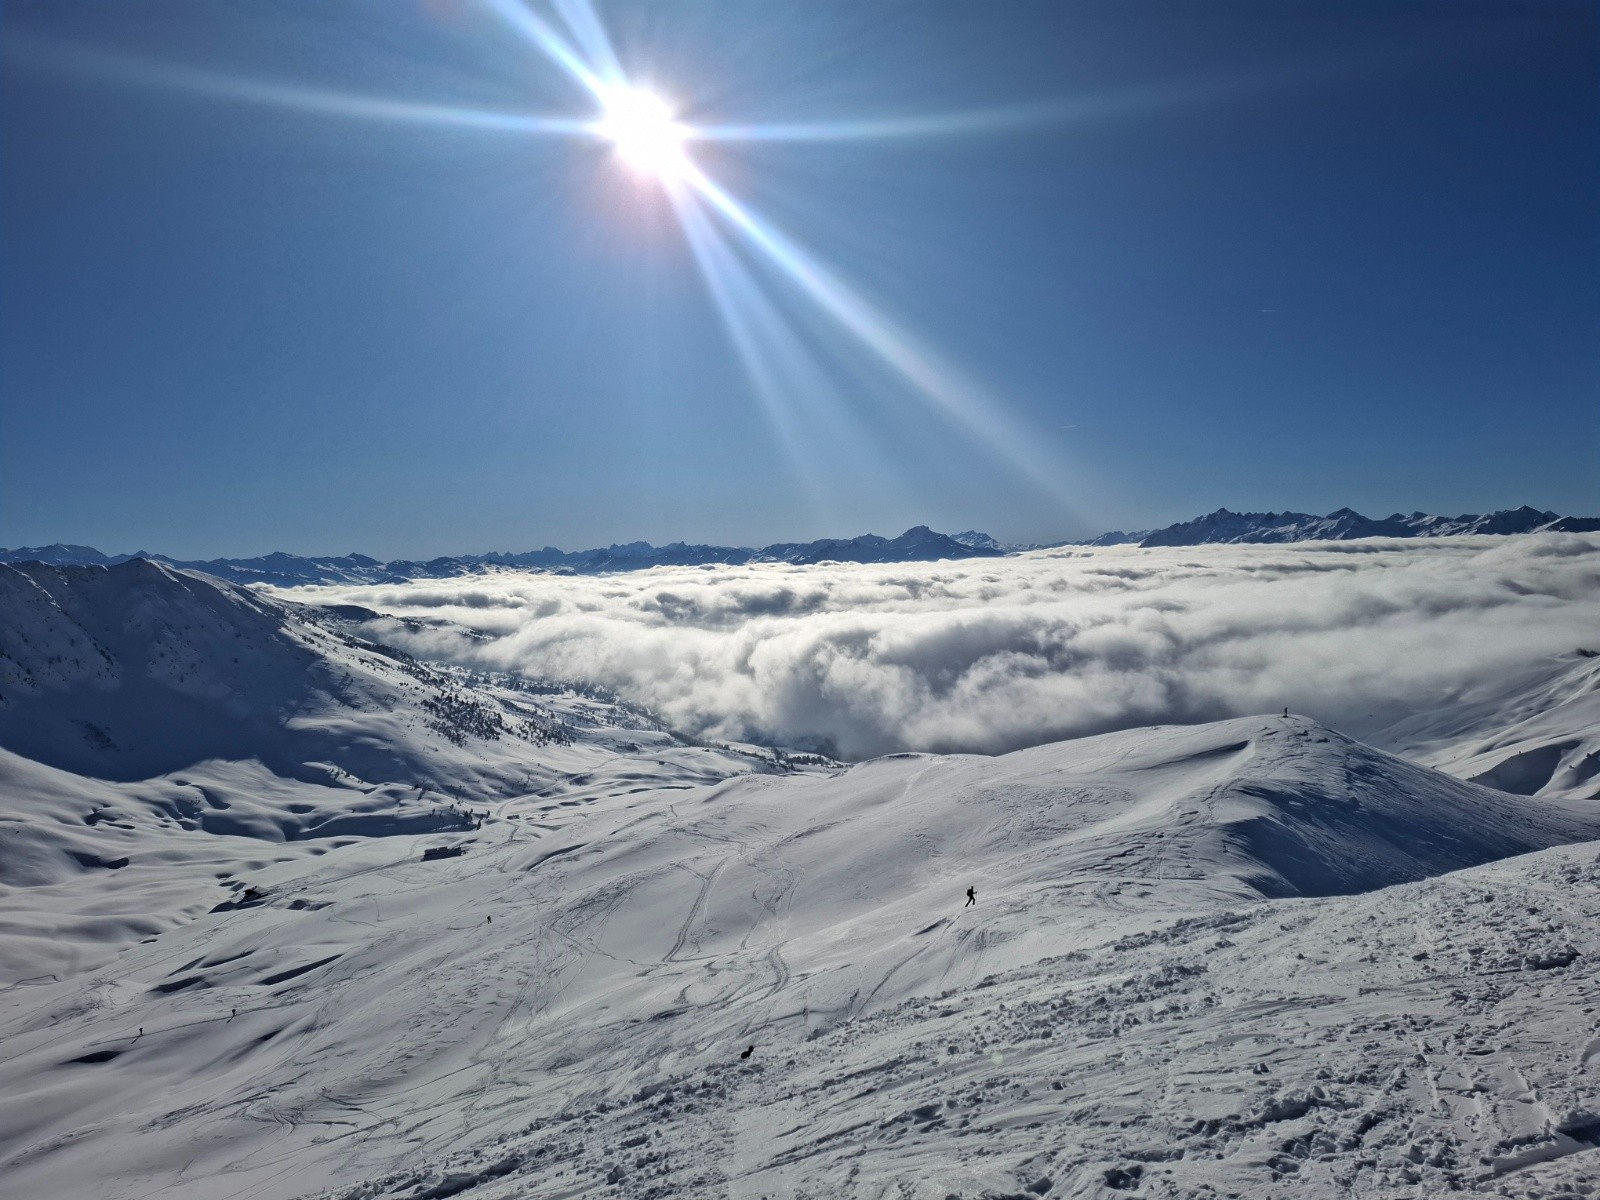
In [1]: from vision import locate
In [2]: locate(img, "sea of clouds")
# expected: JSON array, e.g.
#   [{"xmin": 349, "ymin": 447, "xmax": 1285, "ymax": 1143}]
[{"xmin": 286, "ymin": 534, "xmax": 1600, "ymax": 760}]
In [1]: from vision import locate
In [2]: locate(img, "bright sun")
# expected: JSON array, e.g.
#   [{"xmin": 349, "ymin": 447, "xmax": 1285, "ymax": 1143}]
[{"xmin": 596, "ymin": 86, "xmax": 689, "ymax": 179}]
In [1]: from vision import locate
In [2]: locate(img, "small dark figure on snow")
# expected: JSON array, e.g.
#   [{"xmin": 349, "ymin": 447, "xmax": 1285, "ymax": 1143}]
[
  {"xmin": 739, "ymin": 1045, "xmax": 754, "ymax": 1060},
  {"xmin": 965, "ymin": 887, "xmax": 976, "ymax": 907}
]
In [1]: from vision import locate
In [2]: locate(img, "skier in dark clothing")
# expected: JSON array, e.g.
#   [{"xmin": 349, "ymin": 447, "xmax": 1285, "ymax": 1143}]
[
  {"xmin": 965, "ymin": 886, "xmax": 976, "ymax": 907},
  {"xmin": 739, "ymin": 1045, "xmax": 754, "ymax": 1060}
]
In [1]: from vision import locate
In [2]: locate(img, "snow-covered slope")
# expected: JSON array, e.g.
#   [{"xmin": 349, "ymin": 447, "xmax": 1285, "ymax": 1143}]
[
  {"xmin": 1360, "ymin": 649, "xmax": 1600, "ymax": 801},
  {"xmin": 0, "ymin": 561, "xmax": 803, "ymax": 981},
  {"xmin": 0, "ymin": 558, "xmax": 755, "ymax": 789},
  {"xmin": 0, "ymin": 558, "xmax": 550, "ymax": 785},
  {"xmin": 3, "ymin": 714, "xmax": 1598, "ymax": 1199}
]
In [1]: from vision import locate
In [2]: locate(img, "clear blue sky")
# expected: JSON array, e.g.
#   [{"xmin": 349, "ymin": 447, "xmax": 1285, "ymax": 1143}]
[{"xmin": 3, "ymin": 0, "xmax": 1596, "ymax": 559}]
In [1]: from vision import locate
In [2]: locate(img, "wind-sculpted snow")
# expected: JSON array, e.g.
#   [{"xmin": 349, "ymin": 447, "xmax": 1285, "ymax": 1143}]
[
  {"xmin": 288, "ymin": 533, "xmax": 1600, "ymax": 760},
  {"xmin": 3, "ymin": 716, "xmax": 1599, "ymax": 1199}
]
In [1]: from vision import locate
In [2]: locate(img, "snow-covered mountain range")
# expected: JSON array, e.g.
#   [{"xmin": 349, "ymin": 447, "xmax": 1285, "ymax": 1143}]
[
  {"xmin": 6, "ymin": 505, "xmax": 1595, "ymax": 587},
  {"xmin": 2, "ymin": 554, "xmax": 1600, "ymax": 1198},
  {"xmin": 1076, "ymin": 504, "xmax": 1600, "ymax": 549},
  {"xmin": 0, "ymin": 526, "xmax": 1000, "ymax": 588}
]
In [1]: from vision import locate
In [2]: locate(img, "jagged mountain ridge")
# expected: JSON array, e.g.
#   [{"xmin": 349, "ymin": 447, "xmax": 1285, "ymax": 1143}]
[
  {"xmin": 1126, "ymin": 503, "xmax": 1600, "ymax": 548},
  {"xmin": 0, "ymin": 526, "xmax": 1001, "ymax": 588},
  {"xmin": 4, "ymin": 506, "xmax": 1596, "ymax": 588}
]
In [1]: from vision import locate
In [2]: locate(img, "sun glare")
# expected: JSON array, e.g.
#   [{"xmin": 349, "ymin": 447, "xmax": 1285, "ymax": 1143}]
[{"xmin": 596, "ymin": 86, "xmax": 688, "ymax": 179}]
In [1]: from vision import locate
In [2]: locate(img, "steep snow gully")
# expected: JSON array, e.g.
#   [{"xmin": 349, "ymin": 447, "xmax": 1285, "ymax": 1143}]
[{"xmin": 2, "ymin": 559, "xmax": 1600, "ymax": 1199}]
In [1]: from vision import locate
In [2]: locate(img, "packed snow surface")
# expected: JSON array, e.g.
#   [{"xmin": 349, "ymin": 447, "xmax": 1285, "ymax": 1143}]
[{"xmin": 4, "ymin": 715, "xmax": 1600, "ymax": 1198}]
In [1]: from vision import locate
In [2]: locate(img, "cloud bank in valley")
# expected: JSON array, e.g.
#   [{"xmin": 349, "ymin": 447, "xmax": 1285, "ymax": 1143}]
[{"xmin": 285, "ymin": 535, "xmax": 1600, "ymax": 759}]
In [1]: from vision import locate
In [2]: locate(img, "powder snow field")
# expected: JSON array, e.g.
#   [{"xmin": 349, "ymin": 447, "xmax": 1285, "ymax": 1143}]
[{"xmin": 2, "ymin": 558, "xmax": 1600, "ymax": 1198}]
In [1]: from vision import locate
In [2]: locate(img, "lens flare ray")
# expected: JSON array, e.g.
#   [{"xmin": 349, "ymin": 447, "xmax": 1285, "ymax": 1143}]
[
  {"xmin": 484, "ymin": 1, "xmax": 1078, "ymax": 502},
  {"xmin": 16, "ymin": 0, "xmax": 1087, "ymax": 509},
  {"xmin": 6, "ymin": 32, "xmax": 586, "ymax": 135},
  {"xmin": 666, "ymin": 183, "xmax": 894, "ymax": 514},
  {"xmin": 689, "ymin": 103, "xmax": 1085, "ymax": 143},
  {"xmin": 677, "ymin": 165, "xmax": 1074, "ymax": 502},
  {"xmin": 550, "ymin": 0, "xmax": 629, "ymax": 91},
  {"xmin": 479, "ymin": 0, "xmax": 608, "ymax": 100}
]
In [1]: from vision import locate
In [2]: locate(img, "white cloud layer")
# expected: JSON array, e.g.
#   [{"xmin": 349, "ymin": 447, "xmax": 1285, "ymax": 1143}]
[{"xmin": 284, "ymin": 535, "xmax": 1600, "ymax": 759}]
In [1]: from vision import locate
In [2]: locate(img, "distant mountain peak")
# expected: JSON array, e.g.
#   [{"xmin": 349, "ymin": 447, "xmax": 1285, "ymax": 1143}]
[
  {"xmin": 1125, "ymin": 505, "xmax": 1599, "ymax": 549},
  {"xmin": 4, "ymin": 505, "xmax": 1594, "ymax": 588},
  {"xmin": 0, "ymin": 525, "xmax": 1004, "ymax": 586}
]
